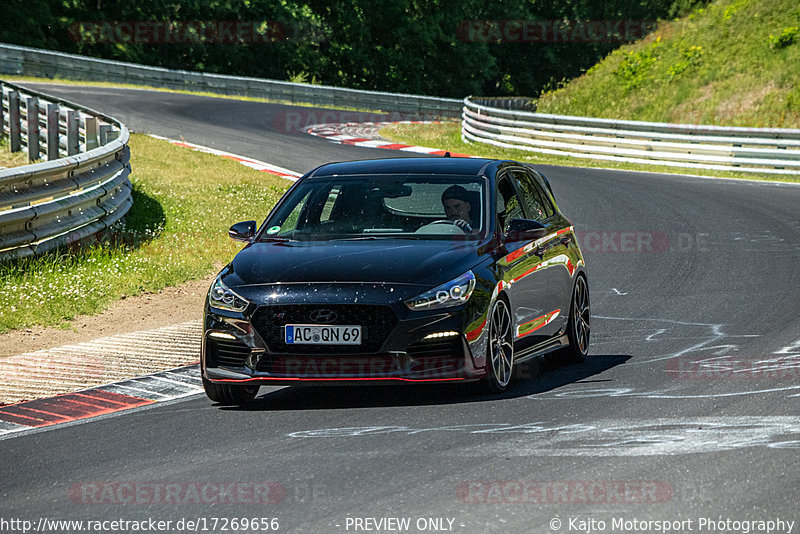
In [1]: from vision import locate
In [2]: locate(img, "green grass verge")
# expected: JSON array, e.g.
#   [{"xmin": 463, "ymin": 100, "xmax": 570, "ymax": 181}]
[
  {"xmin": 0, "ymin": 133, "xmax": 290, "ymax": 333},
  {"xmin": 0, "ymin": 137, "xmax": 33, "ymax": 169},
  {"xmin": 3, "ymin": 75, "xmax": 397, "ymax": 115},
  {"xmin": 380, "ymin": 122, "xmax": 800, "ymax": 184},
  {"xmin": 536, "ymin": 0, "xmax": 800, "ymax": 128}
]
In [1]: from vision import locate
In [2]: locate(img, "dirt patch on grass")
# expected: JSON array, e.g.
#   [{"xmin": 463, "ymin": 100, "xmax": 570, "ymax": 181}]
[
  {"xmin": 714, "ymin": 82, "xmax": 778, "ymax": 123},
  {"xmin": 670, "ymin": 81, "xmax": 781, "ymax": 125},
  {"xmin": 0, "ymin": 273, "xmax": 214, "ymax": 358}
]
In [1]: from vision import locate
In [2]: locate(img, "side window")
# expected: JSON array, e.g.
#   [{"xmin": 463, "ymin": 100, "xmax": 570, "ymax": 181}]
[
  {"xmin": 496, "ymin": 176, "xmax": 525, "ymax": 230},
  {"xmin": 528, "ymin": 172, "xmax": 556, "ymax": 218},
  {"xmin": 512, "ymin": 170, "xmax": 554, "ymax": 221}
]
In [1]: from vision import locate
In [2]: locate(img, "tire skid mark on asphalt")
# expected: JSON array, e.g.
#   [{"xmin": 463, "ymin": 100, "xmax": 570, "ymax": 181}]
[
  {"xmin": 0, "ymin": 365, "xmax": 201, "ymax": 438},
  {"xmin": 286, "ymin": 416, "xmax": 800, "ymax": 456}
]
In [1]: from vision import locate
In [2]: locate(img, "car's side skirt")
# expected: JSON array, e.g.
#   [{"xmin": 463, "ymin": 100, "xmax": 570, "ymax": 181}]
[{"xmin": 514, "ymin": 333, "xmax": 570, "ymax": 365}]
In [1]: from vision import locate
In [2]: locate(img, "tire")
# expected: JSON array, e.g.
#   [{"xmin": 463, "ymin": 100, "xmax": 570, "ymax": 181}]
[
  {"xmin": 482, "ymin": 297, "xmax": 515, "ymax": 393},
  {"xmin": 562, "ymin": 275, "xmax": 590, "ymax": 363},
  {"xmin": 202, "ymin": 376, "xmax": 260, "ymax": 405}
]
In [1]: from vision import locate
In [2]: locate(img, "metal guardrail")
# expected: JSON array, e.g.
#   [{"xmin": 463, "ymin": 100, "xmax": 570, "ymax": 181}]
[
  {"xmin": 462, "ymin": 97, "xmax": 800, "ymax": 175},
  {"xmin": 0, "ymin": 43, "xmax": 462, "ymax": 117},
  {"xmin": 0, "ymin": 79, "xmax": 132, "ymax": 260}
]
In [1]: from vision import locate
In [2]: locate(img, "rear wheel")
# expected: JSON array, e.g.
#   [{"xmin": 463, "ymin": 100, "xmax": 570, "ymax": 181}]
[
  {"xmin": 482, "ymin": 298, "xmax": 514, "ymax": 393},
  {"xmin": 562, "ymin": 275, "xmax": 590, "ymax": 363},
  {"xmin": 202, "ymin": 376, "xmax": 259, "ymax": 405}
]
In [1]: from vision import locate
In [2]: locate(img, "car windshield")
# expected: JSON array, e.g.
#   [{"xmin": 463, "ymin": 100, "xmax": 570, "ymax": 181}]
[{"xmin": 260, "ymin": 174, "xmax": 487, "ymax": 241}]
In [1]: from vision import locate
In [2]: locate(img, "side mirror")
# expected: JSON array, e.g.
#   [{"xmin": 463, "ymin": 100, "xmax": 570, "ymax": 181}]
[
  {"xmin": 228, "ymin": 220, "xmax": 256, "ymax": 242},
  {"xmin": 504, "ymin": 218, "xmax": 548, "ymax": 242}
]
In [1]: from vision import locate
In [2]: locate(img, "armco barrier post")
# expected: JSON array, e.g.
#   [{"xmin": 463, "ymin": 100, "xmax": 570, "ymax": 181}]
[
  {"xmin": 9, "ymin": 90, "xmax": 21, "ymax": 152},
  {"xmin": 66, "ymin": 109, "xmax": 79, "ymax": 155},
  {"xmin": 84, "ymin": 116, "xmax": 98, "ymax": 151},
  {"xmin": 27, "ymin": 96, "xmax": 39, "ymax": 161},
  {"xmin": 47, "ymin": 103, "xmax": 59, "ymax": 160},
  {"xmin": 99, "ymin": 124, "xmax": 110, "ymax": 146}
]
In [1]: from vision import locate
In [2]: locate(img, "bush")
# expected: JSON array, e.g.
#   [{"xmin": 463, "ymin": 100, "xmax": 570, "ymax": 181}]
[{"xmin": 768, "ymin": 26, "xmax": 800, "ymax": 49}]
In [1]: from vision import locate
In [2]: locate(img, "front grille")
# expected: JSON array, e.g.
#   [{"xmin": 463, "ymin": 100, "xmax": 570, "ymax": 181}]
[
  {"xmin": 207, "ymin": 338, "xmax": 251, "ymax": 367},
  {"xmin": 251, "ymin": 304, "xmax": 398, "ymax": 354},
  {"xmin": 257, "ymin": 354, "xmax": 399, "ymax": 377}
]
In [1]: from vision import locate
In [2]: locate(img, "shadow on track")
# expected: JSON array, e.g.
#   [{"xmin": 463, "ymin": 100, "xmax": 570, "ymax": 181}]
[{"xmin": 218, "ymin": 353, "xmax": 630, "ymax": 411}]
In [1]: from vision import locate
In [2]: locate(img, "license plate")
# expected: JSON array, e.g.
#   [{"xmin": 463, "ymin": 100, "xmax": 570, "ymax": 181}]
[{"xmin": 285, "ymin": 324, "xmax": 362, "ymax": 345}]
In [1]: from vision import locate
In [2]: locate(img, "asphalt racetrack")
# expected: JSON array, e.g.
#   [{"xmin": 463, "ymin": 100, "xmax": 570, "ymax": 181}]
[{"xmin": 2, "ymin": 84, "xmax": 799, "ymax": 533}]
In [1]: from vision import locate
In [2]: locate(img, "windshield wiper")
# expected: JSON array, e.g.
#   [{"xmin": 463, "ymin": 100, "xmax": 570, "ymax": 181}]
[
  {"xmin": 330, "ymin": 235, "xmax": 420, "ymax": 241},
  {"xmin": 258, "ymin": 236, "xmax": 294, "ymax": 242}
]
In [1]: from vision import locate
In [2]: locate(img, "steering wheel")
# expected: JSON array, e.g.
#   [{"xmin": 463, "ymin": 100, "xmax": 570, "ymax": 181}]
[{"xmin": 419, "ymin": 219, "xmax": 472, "ymax": 233}]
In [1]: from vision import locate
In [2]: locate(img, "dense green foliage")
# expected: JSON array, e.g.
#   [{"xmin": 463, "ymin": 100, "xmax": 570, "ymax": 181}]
[
  {"xmin": 536, "ymin": 0, "xmax": 800, "ymax": 126},
  {"xmin": 1, "ymin": 0, "xmax": 704, "ymax": 98}
]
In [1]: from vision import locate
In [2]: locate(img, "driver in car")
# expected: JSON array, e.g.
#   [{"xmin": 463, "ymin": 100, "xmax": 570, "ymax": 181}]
[{"xmin": 442, "ymin": 185, "xmax": 475, "ymax": 231}]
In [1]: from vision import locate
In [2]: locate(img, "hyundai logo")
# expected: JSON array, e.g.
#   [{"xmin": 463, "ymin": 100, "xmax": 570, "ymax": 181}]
[{"xmin": 309, "ymin": 309, "xmax": 338, "ymax": 323}]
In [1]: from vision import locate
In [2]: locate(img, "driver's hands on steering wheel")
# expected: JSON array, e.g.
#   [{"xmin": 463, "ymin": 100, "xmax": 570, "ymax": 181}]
[{"xmin": 452, "ymin": 219, "xmax": 472, "ymax": 232}]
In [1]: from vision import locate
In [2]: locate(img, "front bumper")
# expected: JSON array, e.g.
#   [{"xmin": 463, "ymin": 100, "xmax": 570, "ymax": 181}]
[{"xmin": 202, "ymin": 302, "xmax": 488, "ymax": 385}]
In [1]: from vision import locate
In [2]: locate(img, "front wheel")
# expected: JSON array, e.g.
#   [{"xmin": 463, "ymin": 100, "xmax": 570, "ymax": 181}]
[
  {"xmin": 203, "ymin": 376, "xmax": 259, "ymax": 405},
  {"xmin": 482, "ymin": 298, "xmax": 514, "ymax": 393},
  {"xmin": 562, "ymin": 275, "xmax": 590, "ymax": 363}
]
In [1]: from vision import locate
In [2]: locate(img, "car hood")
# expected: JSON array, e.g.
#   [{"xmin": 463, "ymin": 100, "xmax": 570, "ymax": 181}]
[{"xmin": 223, "ymin": 239, "xmax": 485, "ymax": 288}]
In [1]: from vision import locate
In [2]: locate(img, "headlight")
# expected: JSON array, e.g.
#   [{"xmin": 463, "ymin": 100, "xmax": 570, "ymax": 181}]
[
  {"xmin": 208, "ymin": 277, "xmax": 250, "ymax": 312},
  {"xmin": 405, "ymin": 271, "xmax": 476, "ymax": 311}
]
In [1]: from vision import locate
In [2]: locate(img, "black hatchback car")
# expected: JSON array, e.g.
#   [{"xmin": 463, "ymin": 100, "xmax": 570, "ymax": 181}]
[{"xmin": 202, "ymin": 157, "xmax": 589, "ymax": 404}]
